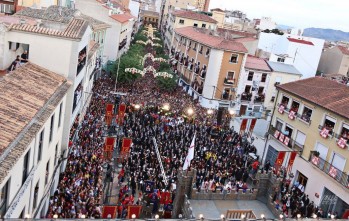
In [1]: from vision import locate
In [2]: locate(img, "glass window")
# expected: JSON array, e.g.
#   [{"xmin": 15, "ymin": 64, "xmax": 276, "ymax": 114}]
[
  {"xmin": 193, "ymin": 23, "xmax": 198, "ymax": 27},
  {"xmin": 261, "ymin": 73, "xmax": 267, "ymax": 82},
  {"xmin": 277, "ymin": 57, "xmax": 285, "ymax": 62},
  {"xmin": 202, "ymin": 24, "xmax": 206, "ymax": 28},
  {"xmin": 276, "ymin": 120, "xmax": 283, "ymax": 131},
  {"xmin": 323, "ymin": 116, "xmax": 336, "ymax": 135},
  {"xmin": 230, "ymin": 54, "xmax": 238, "ymax": 63},
  {"xmin": 58, "ymin": 102, "xmax": 63, "ymax": 127},
  {"xmin": 247, "ymin": 71, "xmax": 254, "ymax": 81},
  {"xmin": 38, "ymin": 130, "xmax": 44, "ymax": 162},
  {"xmin": 179, "ymin": 19, "xmax": 184, "ymax": 24},
  {"xmin": 290, "ymin": 100, "xmax": 300, "ymax": 113},
  {"xmin": 301, "ymin": 106, "xmax": 312, "ymax": 123},
  {"xmin": 281, "ymin": 95, "xmax": 289, "ymax": 106},
  {"xmin": 49, "ymin": 114, "xmax": 54, "ymax": 142}
]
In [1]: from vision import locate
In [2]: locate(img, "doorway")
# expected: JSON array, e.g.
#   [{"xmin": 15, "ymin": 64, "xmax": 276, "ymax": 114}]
[{"xmin": 239, "ymin": 105, "xmax": 247, "ymax": 116}]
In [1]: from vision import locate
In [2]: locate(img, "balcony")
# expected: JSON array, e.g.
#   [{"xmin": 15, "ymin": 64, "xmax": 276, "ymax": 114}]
[
  {"xmin": 309, "ymin": 152, "xmax": 349, "ymax": 188},
  {"xmin": 221, "ymin": 93, "xmax": 232, "ymax": 100},
  {"xmin": 180, "ymin": 73, "xmax": 191, "ymax": 85},
  {"xmin": 318, "ymin": 125, "xmax": 334, "ymax": 139},
  {"xmin": 224, "ymin": 78, "xmax": 235, "ymax": 85},
  {"xmin": 269, "ymin": 126, "xmax": 304, "ymax": 151},
  {"xmin": 77, "ymin": 47, "xmax": 87, "ymax": 76},
  {"xmin": 200, "ymin": 70, "xmax": 206, "ymax": 79},
  {"xmin": 241, "ymin": 92, "xmax": 252, "ymax": 101},
  {"xmin": 254, "ymin": 93, "xmax": 265, "ymax": 103}
]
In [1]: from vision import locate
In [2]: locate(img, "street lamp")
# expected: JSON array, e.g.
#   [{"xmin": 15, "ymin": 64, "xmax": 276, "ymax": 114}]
[
  {"xmin": 207, "ymin": 109, "xmax": 213, "ymax": 115},
  {"xmin": 187, "ymin": 108, "xmax": 194, "ymax": 115},
  {"xmin": 229, "ymin": 109, "xmax": 235, "ymax": 116},
  {"xmin": 134, "ymin": 104, "xmax": 140, "ymax": 109},
  {"xmin": 163, "ymin": 103, "xmax": 170, "ymax": 111}
]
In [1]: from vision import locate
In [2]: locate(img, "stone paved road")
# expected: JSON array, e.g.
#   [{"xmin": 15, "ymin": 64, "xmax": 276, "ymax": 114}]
[{"xmin": 189, "ymin": 199, "xmax": 276, "ymax": 219}]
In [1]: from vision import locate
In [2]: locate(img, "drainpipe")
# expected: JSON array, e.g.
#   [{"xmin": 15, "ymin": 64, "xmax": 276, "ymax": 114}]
[{"xmin": 261, "ymin": 89, "xmax": 280, "ymax": 163}]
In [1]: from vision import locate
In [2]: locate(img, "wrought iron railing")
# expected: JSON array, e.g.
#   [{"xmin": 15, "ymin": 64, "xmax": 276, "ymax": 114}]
[
  {"xmin": 308, "ymin": 152, "xmax": 349, "ymax": 188},
  {"xmin": 268, "ymin": 126, "xmax": 304, "ymax": 150}
]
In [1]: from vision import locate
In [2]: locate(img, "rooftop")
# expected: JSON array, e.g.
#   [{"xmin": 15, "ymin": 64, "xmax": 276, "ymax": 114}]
[
  {"xmin": 287, "ymin": 37, "xmax": 314, "ymax": 46},
  {"xmin": 245, "ymin": 56, "xmax": 271, "ymax": 72},
  {"xmin": 338, "ymin": 45, "xmax": 349, "ymax": 55},
  {"xmin": 110, "ymin": 13, "xmax": 135, "ymax": 23},
  {"xmin": 277, "ymin": 77, "xmax": 349, "ymax": 119},
  {"xmin": 216, "ymin": 28, "xmax": 257, "ymax": 38},
  {"xmin": 175, "ymin": 27, "xmax": 248, "ymax": 53},
  {"xmin": 173, "ymin": 10, "xmax": 217, "ymax": 24},
  {"xmin": 267, "ymin": 61, "xmax": 302, "ymax": 76},
  {"xmin": 1, "ymin": 6, "xmax": 110, "ymax": 39},
  {"xmin": 0, "ymin": 63, "xmax": 72, "ymax": 183}
]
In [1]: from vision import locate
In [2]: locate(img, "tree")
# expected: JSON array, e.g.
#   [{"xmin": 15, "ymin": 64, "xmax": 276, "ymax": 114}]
[{"xmin": 156, "ymin": 75, "xmax": 178, "ymax": 92}]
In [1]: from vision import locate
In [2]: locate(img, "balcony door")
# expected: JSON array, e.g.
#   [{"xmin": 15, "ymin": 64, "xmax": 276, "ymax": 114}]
[
  {"xmin": 316, "ymin": 142, "xmax": 328, "ymax": 160},
  {"xmin": 330, "ymin": 152, "xmax": 346, "ymax": 172}
]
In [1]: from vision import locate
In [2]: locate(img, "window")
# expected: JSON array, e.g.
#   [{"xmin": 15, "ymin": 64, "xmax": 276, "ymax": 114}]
[
  {"xmin": 199, "ymin": 45, "xmax": 203, "ymax": 54},
  {"xmin": 205, "ymin": 48, "xmax": 210, "ymax": 57},
  {"xmin": 261, "ymin": 73, "xmax": 267, "ymax": 82},
  {"xmin": 340, "ymin": 124, "xmax": 349, "ymax": 139},
  {"xmin": 277, "ymin": 57, "xmax": 285, "ymax": 62},
  {"xmin": 271, "ymin": 96, "xmax": 275, "ymax": 102},
  {"xmin": 227, "ymin": 71, "xmax": 234, "ymax": 80},
  {"xmin": 222, "ymin": 88, "xmax": 230, "ymax": 100},
  {"xmin": 54, "ymin": 143, "xmax": 58, "ymax": 166},
  {"xmin": 290, "ymin": 100, "xmax": 300, "ymax": 113},
  {"xmin": 247, "ymin": 71, "xmax": 254, "ymax": 81},
  {"xmin": 179, "ymin": 19, "xmax": 184, "ymax": 24},
  {"xmin": 202, "ymin": 24, "xmax": 206, "ymax": 28},
  {"xmin": 323, "ymin": 116, "xmax": 336, "ymax": 135},
  {"xmin": 49, "ymin": 114, "xmax": 54, "ymax": 142},
  {"xmin": 38, "ymin": 130, "xmax": 44, "ymax": 162},
  {"xmin": 244, "ymin": 85, "xmax": 251, "ymax": 93},
  {"xmin": 285, "ymin": 125, "xmax": 293, "ymax": 137},
  {"xmin": 230, "ymin": 54, "xmax": 238, "ymax": 63},
  {"xmin": 0, "ymin": 179, "xmax": 9, "ymax": 218},
  {"xmin": 58, "ymin": 102, "xmax": 63, "ymax": 127},
  {"xmin": 193, "ymin": 23, "xmax": 198, "ymax": 27},
  {"xmin": 45, "ymin": 160, "xmax": 50, "ymax": 186},
  {"xmin": 281, "ymin": 95, "xmax": 289, "ymax": 107},
  {"xmin": 301, "ymin": 106, "xmax": 312, "ymax": 123},
  {"xmin": 22, "ymin": 151, "xmax": 30, "ymax": 185},
  {"xmin": 193, "ymin": 43, "xmax": 197, "ymax": 51},
  {"xmin": 33, "ymin": 181, "xmax": 39, "ymax": 210},
  {"xmin": 275, "ymin": 119, "xmax": 283, "ymax": 131}
]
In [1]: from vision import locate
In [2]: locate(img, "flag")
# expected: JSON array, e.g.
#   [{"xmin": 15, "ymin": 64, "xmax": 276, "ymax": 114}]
[
  {"xmin": 287, "ymin": 152, "xmax": 297, "ymax": 173},
  {"xmin": 121, "ymin": 138, "xmax": 132, "ymax": 154},
  {"xmin": 274, "ymin": 151, "xmax": 286, "ymax": 171},
  {"xmin": 249, "ymin": 118, "xmax": 257, "ymax": 132},
  {"xmin": 183, "ymin": 134, "xmax": 196, "ymax": 170},
  {"xmin": 240, "ymin": 119, "xmax": 248, "ymax": 133}
]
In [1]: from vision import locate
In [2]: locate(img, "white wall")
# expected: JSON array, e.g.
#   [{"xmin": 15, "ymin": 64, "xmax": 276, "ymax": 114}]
[
  {"xmin": 292, "ymin": 156, "xmax": 349, "ymax": 206},
  {"xmin": 2, "ymin": 96, "xmax": 68, "ymax": 218},
  {"xmin": 202, "ymin": 49, "xmax": 223, "ymax": 99}
]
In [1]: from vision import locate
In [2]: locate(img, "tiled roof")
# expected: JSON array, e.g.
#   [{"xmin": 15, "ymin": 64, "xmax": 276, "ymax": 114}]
[
  {"xmin": 245, "ymin": 55, "xmax": 271, "ymax": 71},
  {"xmin": 110, "ymin": 13, "xmax": 135, "ymax": 23},
  {"xmin": 267, "ymin": 61, "xmax": 302, "ymax": 76},
  {"xmin": 338, "ymin": 45, "xmax": 349, "ymax": 55},
  {"xmin": 12, "ymin": 6, "xmax": 109, "ymax": 37},
  {"xmin": 9, "ymin": 18, "xmax": 89, "ymax": 40},
  {"xmin": 175, "ymin": 26, "xmax": 248, "ymax": 53},
  {"xmin": 287, "ymin": 37, "xmax": 314, "ymax": 46},
  {"xmin": 277, "ymin": 77, "xmax": 349, "ymax": 119},
  {"xmin": 0, "ymin": 63, "xmax": 72, "ymax": 183},
  {"xmin": 173, "ymin": 10, "xmax": 217, "ymax": 23},
  {"xmin": 216, "ymin": 28, "xmax": 257, "ymax": 38},
  {"xmin": 234, "ymin": 37, "xmax": 257, "ymax": 43}
]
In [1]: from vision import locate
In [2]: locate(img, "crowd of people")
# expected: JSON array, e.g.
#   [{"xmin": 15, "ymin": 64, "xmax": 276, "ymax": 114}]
[{"xmin": 46, "ymin": 76, "xmax": 115, "ymax": 218}]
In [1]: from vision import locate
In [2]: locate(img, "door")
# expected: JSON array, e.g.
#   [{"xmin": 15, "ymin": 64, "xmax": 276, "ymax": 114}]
[
  {"xmin": 295, "ymin": 130, "xmax": 306, "ymax": 148},
  {"xmin": 316, "ymin": 143, "xmax": 328, "ymax": 170},
  {"xmin": 239, "ymin": 105, "xmax": 247, "ymax": 116},
  {"xmin": 265, "ymin": 145, "xmax": 278, "ymax": 167}
]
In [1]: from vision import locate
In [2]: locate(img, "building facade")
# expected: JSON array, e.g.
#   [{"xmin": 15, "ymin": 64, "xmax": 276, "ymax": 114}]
[
  {"xmin": 0, "ymin": 63, "xmax": 72, "ymax": 219},
  {"xmin": 171, "ymin": 26, "xmax": 248, "ymax": 110},
  {"xmin": 164, "ymin": 10, "xmax": 217, "ymax": 50},
  {"xmin": 258, "ymin": 33, "xmax": 325, "ymax": 78},
  {"xmin": 236, "ymin": 56, "xmax": 271, "ymax": 118},
  {"xmin": 318, "ymin": 45, "xmax": 349, "ymax": 77},
  {"xmin": 264, "ymin": 77, "xmax": 349, "ymax": 218},
  {"xmin": 264, "ymin": 61, "xmax": 302, "ymax": 112}
]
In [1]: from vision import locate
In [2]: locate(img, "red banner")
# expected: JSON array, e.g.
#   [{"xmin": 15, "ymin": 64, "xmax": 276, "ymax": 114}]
[
  {"xmin": 278, "ymin": 104, "xmax": 285, "ymax": 114},
  {"xmin": 118, "ymin": 103, "xmax": 127, "ymax": 125},
  {"xmin": 106, "ymin": 103, "xmax": 114, "ymax": 116},
  {"xmin": 275, "ymin": 151, "xmax": 286, "ymax": 170},
  {"xmin": 104, "ymin": 137, "xmax": 115, "ymax": 152},
  {"xmin": 288, "ymin": 110, "xmax": 296, "ymax": 120},
  {"xmin": 337, "ymin": 137, "xmax": 347, "ymax": 149},
  {"xmin": 160, "ymin": 191, "xmax": 171, "ymax": 204},
  {"xmin": 240, "ymin": 119, "xmax": 248, "ymax": 133},
  {"xmin": 279, "ymin": 133, "xmax": 285, "ymax": 142},
  {"xmin": 329, "ymin": 166, "xmax": 337, "ymax": 178},
  {"xmin": 127, "ymin": 205, "xmax": 142, "ymax": 218},
  {"xmin": 274, "ymin": 130, "xmax": 280, "ymax": 139},
  {"xmin": 283, "ymin": 136, "xmax": 290, "ymax": 146},
  {"xmin": 311, "ymin": 155, "xmax": 319, "ymax": 166},
  {"xmin": 121, "ymin": 138, "xmax": 132, "ymax": 154},
  {"xmin": 102, "ymin": 206, "xmax": 117, "ymax": 218},
  {"xmin": 249, "ymin": 118, "xmax": 257, "ymax": 132},
  {"xmin": 320, "ymin": 128, "xmax": 329, "ymax": 138},
  {"xmin": 287, "ymin": 152, "xmax": 297, "ymax": 172}
]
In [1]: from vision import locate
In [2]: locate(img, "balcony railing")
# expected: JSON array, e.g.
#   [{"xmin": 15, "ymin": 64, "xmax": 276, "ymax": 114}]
[
  {"xmin": 309, "ymin": 152, "xmax": 349, "ymax": 188},
  {"xmin": 224, "ymin": 78, "xmax": 235, "ymax": 85},
  {"xmin": 269, "ymin": 126, "xmax": 304, "ymax": 151},
  {"xmin": 241, "ymin": 92, "xmax": 252, "ymax": 101},
  {"xmin": 254, "ymin": 94, "xmax": 265, "ymax": 103},
  {"xmin": 180, "ymin": 73, "xmax": 191, "ymax": 85}
]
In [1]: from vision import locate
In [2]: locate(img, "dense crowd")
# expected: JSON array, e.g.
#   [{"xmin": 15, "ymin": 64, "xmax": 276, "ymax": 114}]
[{"xmin": 46, "ymin": 77, "xmax": 115, "ymax": 218}]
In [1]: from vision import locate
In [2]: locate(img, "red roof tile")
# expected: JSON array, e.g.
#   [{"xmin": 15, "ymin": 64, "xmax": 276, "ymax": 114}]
[
  {"xmin": 110, "ymin": 13, "xmax": 135, "ymax": 23},
  {"xmin": 245, "ymin": 55, "xmax": 271, "ymax": 71},
  {"xmin": 277, "ymin": 77, "xmax": 349, "ymax": 119},
  {"xmin": 175, "ymin": 26, "xmax": 248, "ymax": 53},
  {"xmin": 287, "ymin": 37, "xmax": 314, "ymax": 46},
  {"xmin": 216, "ymin": 28, "xmax": 257, "ymax": 38},
  {"xmin": 173, "ymin": 10, "xmax": 217, "ymax": 24},
  {"xmin": 234, "ymin": 37, "xmax": 257, "ymax": 43},
  {"xmin": 337, "ymin": 45, "xmax": 349, "ymax": 55}
]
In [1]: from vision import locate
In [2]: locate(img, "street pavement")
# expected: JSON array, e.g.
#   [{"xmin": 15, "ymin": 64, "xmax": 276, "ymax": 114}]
[{"xmin": 189, "ymin": 199, "xmax": 276, "ymax": 219}]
